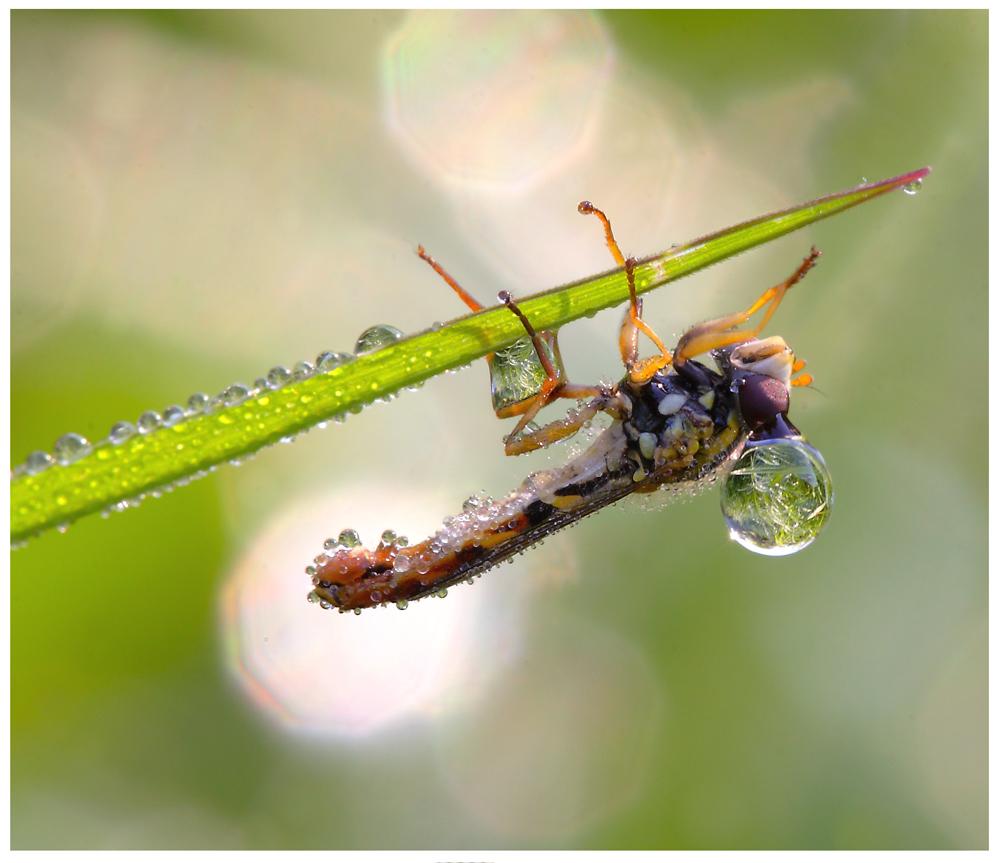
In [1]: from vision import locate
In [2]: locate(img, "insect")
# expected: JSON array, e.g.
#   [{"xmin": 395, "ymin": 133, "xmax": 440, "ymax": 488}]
[{"xmin": 307, "ymin": 203, "xmax": 833, "ymax": 613}]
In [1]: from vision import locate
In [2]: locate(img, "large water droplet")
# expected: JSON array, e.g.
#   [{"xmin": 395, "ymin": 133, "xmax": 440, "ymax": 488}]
[
  {"xmin": 354, "ymin": 324, "xmax": 404, "ymax": 356},
  {"xmin": 24, "ymin": 450, "xmax": 54, "ymax": 475},
  {"xmin": 136, "ymin": 411, "xmax": 162, "ymax": 433},
  {"xmin": 903, "ymin": 178, "xmax": 923, "ymax": 195},
  {"xmin": 720, "ymin": 438, "xmax": 833, "ymax": 556},
  {"xmin": 108, "ymin": 421, "xmax": 137, "ymax": 445},
  {"xmin": 52, "ymin": 433, "xmax": 92, "ymax": 466}
]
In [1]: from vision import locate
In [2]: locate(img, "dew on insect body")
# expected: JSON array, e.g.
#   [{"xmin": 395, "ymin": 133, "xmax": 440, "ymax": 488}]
[
  {"xmin": 267, "ymin": 366, "xmax": 292, "ymax": 389},
  {"xmin": 396, "ymin": 598, "xmax": 409, "ymax": 610},
  {"xmin": 163, "ymin": 405, "xmax": 187, "ymax": 428},
  {"xmin": 316, "ymin": 350, "xmax": 355, "ymax": 372},
  {"xmin": 903, "ymin": 178, "xmax": 922, "ymax": 195},
  {"xmin": 337, "ymin": 529, "xmax": 362, "ymax": 548},
  {"xmin": 720, "ymin": 438, "xmax": 833, "ymax": 556},
  {"xmin": 221, "ymin": 383, "xmax": 251, "ymax": 407},
  {"xmin": 378, "ymin": 529, "xmax": 398, "ymax": 549},
  {"xmin": 323, "ymin": 537, "xmax": 340, "ymax": 551},
  {"xmin": 354, "ymin": 324, "xmax": 404, "ymax": 356},
  {"xmin": 52, "ymin": 433, "xmax": 92, "ymax": 466},
  {"xmin": 292, "ymin": 361, "xmax": 315, "ymax": 382},
  {"xmin": 24, "ymin": 450, "xmax": 54, "ymax": 475}
]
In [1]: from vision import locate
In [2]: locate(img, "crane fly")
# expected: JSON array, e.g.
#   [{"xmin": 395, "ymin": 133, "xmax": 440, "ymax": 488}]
[{"xmin": 307, "ymin": 203, "xmax": 833, "ymax": 613}]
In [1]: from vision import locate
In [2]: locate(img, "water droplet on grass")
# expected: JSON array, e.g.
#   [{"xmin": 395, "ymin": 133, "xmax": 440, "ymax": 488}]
[
  {"xmin": 53, "ymin": 433, "xmax": 91, "ymax": 465},
  {"xmin": 354, "ymin": 324, "xmax": 403, "ymax": 355}
]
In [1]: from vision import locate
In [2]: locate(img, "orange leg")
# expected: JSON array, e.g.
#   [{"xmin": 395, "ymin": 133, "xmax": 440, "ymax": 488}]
[
  {"xmin": 417, "ymin": 246, "xmax": 483, "ymax": 312},
  {"xmin": 578, "ymin": 202, "xmax": 672, "ymax": 383},
  {"xmin": 674, "ymin": 247, "xmax": 821, "ymax": 366},
  {"xmin": 497, "ymin": 290, "xmax": 605, "ymax": 455},
  {"xmin": 418, "ymin": 245, "xmax": 572, "ymax": 419}
]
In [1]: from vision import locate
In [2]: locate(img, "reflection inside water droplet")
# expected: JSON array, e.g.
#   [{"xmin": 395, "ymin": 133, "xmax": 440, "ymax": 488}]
[
  {"xmin": 354, "ymin": 324, "xmax": 404, "ymax": 356},
  {"xmin": 52, "ymin": 432, "xmax": 91, "ymax": 465},
  {"xmin": 720, "ymin": 438, "xmax": 833, "ymax": 556}
]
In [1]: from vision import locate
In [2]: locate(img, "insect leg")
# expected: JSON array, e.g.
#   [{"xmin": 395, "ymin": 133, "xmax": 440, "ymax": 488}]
[
  {"xmin": 674, "ymin": 247, "xmax": 821, "ymax": 365},
  {"xmin": 497, "ymin": 290, "xmax": 606, "ymax": 455},
  {"xmin": 578, "ymin": 202, "xmax": 672, "ymax": 382},
  {"xmin": 418, "ymin": 245, "xmax": 568, "ymax": 418},
  {"xmin": 417, "ymin": 245, "xmax": 484, "ymax": 312}
]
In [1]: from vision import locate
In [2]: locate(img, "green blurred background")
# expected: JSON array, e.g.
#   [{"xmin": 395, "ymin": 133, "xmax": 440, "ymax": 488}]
[{"xmin": 11, "ymin": 10, "xmax": 986, "ymax": 849}]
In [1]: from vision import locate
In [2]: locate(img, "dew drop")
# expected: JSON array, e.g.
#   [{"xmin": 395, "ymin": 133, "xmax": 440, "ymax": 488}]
[
  {"xmin": 253, "ymin": 378, "xmax": 269, "ymax": 394},
  {"xmin": 161, "ymin": 405, "xmax": 186, "ymax": 427},
  {"xmin": 56, "ymin": 522, "xmax": 70, "ymax": 533},
  {"xmin": 379, "ymin": 529, "xmax": 397, "ymax": 547},
  {"xmin": 187, "ymin": 392, "xmax": 211, "ymax": 415},
  {"xmin": 436, "ymin": 588, "xmax": 448, "ymax": 599},
  {"xmin": 24, "ymin": 450, "xmax": 54, "ymax": 475},
  {"xmin": 903, "ymin": 178, "xmax": 922, "ymax": 195},
  {"xmin": 396, "ymin": 598, "xmax": 409, "ymax": 610},
  {"xmin": 52, "ymin": 433, "xmax": 91, "ymax": 466},
  {"xmin": 108, "ymin": 421, "xmax": 137, "ymax": 445},
  {"xmin": 337, "ymin": 529, "xmax": 361, "ymax": 548},
  {"xmin": 720, "ymin": 438, "xmax": 833, "ymax": 556},
  {"xmin": 316, "ymin": 350, "xmax": 354, "ymax": 372},
  {"xmin": 292, "ymin": 361, "xmax": 315, "ymax": 381},
  {"xmin": 267, "ymin": 366, "xmax": 292, "ymax": 389},
  {"xmin": 136, "ymin": 411, "xmax": 162, "ymax": 433},
  {"xmin": 354, "ymin": 324, "xmax": 404, "ymax": 356},
  {"xmin": 323, "ymin": 537, "xmax": 340, "ymax": 550},
  {"xmin": 221, "ymin": 383, "xmax": 251, "ymax": 407}
]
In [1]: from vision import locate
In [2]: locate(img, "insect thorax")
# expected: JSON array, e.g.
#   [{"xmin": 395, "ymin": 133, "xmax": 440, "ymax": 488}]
[{"xmin": 617, "ymin": 360, "xmax": 744, "ymax": 486}]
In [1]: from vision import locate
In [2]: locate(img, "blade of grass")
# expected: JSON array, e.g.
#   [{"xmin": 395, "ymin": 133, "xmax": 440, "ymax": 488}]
[{"xmin": 11, "ymin": 167, "xmax": 930, "ymax": 543}]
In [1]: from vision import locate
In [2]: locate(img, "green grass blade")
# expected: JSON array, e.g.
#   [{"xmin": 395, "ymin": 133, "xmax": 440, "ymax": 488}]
[{"xmin": 10, "ymin": 167, "xmax": 930, "ymax": 543}]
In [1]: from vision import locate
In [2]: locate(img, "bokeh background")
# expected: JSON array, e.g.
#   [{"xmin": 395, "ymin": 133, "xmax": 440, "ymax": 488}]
[{"xmin": 11, "ymin": 10, "xmax": 986, "ymax": 850}]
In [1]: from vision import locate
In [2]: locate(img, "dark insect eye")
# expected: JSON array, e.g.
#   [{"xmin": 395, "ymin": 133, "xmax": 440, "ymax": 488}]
[{"xmin": 737, "ymin": 373, "xmax": 789, "ymax": 429}]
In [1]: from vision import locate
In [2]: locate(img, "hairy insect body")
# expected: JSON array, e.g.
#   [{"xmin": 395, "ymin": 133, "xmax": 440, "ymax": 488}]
[{"xmin": 308, "ymin": 357, "xmax": 747, "ymax": 612}]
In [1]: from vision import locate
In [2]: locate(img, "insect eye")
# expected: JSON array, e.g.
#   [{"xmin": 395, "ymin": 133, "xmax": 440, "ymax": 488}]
[{"xmin": 736, "ymin": 372, "xmax": 789, "ymax": 429}]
